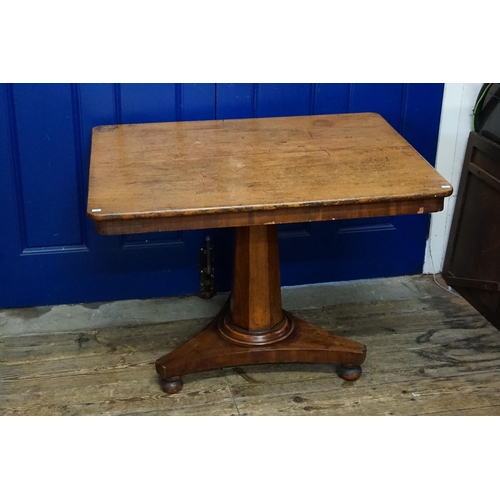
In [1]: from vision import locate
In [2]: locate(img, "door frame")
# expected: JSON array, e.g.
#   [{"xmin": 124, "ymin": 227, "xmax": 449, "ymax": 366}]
[{"xmin": 424, "ymin": 83, "xmax": 483, "ymax": 274}]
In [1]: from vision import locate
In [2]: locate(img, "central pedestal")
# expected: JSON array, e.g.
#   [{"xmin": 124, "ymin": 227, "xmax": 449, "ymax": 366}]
[
  {"xmin": 220, "ymin": 225, "xmax": 294, "ymax": 346},
  {"xmin": 155, "ymin": 225, "xmax": 366, "ymax": 393}
]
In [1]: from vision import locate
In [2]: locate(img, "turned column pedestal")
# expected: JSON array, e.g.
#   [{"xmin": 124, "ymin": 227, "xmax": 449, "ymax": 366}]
[{"xmin": 155, "ymin": 225, "xmax": 366, "ymax": 394}]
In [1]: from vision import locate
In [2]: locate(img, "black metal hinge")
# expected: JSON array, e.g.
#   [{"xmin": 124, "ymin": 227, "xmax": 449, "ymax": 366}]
[{"xmin": 199, "ymin": 235, "xmax": 215, "ymax": 299}]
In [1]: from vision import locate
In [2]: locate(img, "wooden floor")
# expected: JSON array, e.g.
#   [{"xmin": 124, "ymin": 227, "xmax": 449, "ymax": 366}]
[{"xmin": 1, "ymin": 275, "xmax": 500, "ymax": 416}]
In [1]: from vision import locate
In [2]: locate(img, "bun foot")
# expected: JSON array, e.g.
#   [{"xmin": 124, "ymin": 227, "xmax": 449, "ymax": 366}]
[
  {"xmin": 338, "ymin": 364, "xmax": 362, "ymax": 381},
  {"xmin": 160, "ymin": 376, "xmax": 183, "ymax": 394}
]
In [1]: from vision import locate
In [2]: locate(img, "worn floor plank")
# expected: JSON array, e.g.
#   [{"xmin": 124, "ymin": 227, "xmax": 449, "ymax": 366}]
[
  {"xmin": 1, "ymin": 276, "xmax": 499, "ymax": 416},
  {"xmin": 232, "ymin": 371, "xmax": 500, "ymax": 416},
  {"xmin": 0, "ymin": 366, "xmax": 235, "ymax": 416}
]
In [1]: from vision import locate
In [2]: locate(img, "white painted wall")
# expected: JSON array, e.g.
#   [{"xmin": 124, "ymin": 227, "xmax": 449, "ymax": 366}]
[{"xmin": 423, "ymin": 83, "xmax": 483, "ymax": 274}]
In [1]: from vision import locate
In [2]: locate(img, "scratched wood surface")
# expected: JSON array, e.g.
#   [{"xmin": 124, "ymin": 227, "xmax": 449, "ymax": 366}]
[
  {"xmin": 87, "ymin": 113, "xmax": 452, "ymax": 234},
  {"xmin": 1, "ymin": 275, "xmax": 499, "ymax": 416}
]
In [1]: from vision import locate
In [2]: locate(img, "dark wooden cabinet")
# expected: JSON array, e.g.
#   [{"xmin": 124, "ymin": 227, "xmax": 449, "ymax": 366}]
[{"xmin": 443, "ymin": 132, "xmax": 500, "ymax": 330}]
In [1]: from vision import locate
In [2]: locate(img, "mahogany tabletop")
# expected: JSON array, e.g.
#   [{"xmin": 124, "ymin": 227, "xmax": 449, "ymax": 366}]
[{"xmin": 87, "ymin": 113, "xmax": 453, "ymax": 235}]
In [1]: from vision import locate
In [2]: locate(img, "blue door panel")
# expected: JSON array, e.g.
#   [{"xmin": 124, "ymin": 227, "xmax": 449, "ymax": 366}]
[
  {"xmin": 349, "ymin": 83, "xmax": 405, "ymax": 130},
  {"xmin": 254, "ymin": 84, "xmax": 314, "ymax": 117},
  {"xmin": 215, "ymin": 84, "xmax": 353, "ymax": 119},
  {"xmin": 400, "ymin": 83, "xmax": 445, "ymax": 164},
  {"xmin": 279, "ymin": 215, "xmax": 428, "ymax": 286},
  {"xmin": 1, "ymin": 83, "xmax": 444, "ymax": 307},
  {"xmin": 180, "ymin": 84, "xmax": 216, "ymax": 121},
  {"xmin": 314, "ymin": 84, "xmax": 350, "ymax": 114},
  {"xmin": 78, "ymin": 84, "xmax": 124, "ymax": 254},
  {"xmin": 216, "ymin": 84, "xmax": 255, "ymax": 119},
  {"xmin": 119, "ymin": 84, "xmax": 178, "ymax": 123},
  {"xmin": 11, "ymin": 84, "xmax": 84, "ymax": 249}
]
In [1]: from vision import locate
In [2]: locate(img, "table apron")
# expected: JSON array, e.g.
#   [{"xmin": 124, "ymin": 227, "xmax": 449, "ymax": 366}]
[{"xmin": 94, "ymin": 197, "xmax": 444, "ymax": 235}]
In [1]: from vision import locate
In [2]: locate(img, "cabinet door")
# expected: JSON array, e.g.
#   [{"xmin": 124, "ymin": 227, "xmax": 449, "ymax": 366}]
[{"xmin": 443, "ymin": 133, "xmax": 500, "ymax": 329}]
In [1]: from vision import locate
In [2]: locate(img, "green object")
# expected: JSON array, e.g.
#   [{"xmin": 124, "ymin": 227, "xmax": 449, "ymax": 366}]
[{"xmin": 472, "ymin": 83, "xmax": 493, "ymax": 132}]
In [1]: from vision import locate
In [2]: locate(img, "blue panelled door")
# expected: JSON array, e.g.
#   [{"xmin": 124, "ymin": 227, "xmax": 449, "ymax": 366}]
[{"xmin": 0, "ymin": 84, "xmax": 444, "ymax": 308}]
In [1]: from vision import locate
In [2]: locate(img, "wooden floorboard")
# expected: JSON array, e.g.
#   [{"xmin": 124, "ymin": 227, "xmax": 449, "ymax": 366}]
[
  {"xmin": 231, "ymin": 371, "xmax": 500, "ymax": 416},
  {"xmin": 1, "ymin": 276, "xmax": 499, "ymax": 416}
]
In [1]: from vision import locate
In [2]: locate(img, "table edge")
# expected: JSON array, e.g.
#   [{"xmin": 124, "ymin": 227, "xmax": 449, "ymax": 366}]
[
  {"xmin": 87, "ymin": 188, "xmax": 453, "ymax": 222},
  {"xmin": 92, "ymin": 197, "xmax": 446, "ymax": 235}
]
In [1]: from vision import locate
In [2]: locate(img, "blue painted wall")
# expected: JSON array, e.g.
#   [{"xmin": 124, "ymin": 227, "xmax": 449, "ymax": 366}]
[{"xmin": 0, "ymin": 84, "xmax": 444, "ymax": 308}]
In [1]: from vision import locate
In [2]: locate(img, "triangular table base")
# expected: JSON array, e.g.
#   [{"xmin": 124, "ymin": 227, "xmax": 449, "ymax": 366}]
[{"xmin": 156, "ymin": 303, "xmax": 366, "ymax": 394}]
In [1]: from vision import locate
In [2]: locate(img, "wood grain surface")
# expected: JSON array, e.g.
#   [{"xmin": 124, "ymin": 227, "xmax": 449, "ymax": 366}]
[{"xmin": 87, "ymin": 113, "xmax": 452, "ymax": 234}]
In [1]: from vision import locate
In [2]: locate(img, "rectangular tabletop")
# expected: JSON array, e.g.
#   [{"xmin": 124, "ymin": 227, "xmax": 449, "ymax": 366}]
[{"xmin": 87, "ymin": 113, "xmax": 453, "ymax": 235}]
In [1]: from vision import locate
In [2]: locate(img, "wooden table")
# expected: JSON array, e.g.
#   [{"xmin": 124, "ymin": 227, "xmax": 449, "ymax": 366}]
[{"xmin": 87, "ymin": 113, "xmax": 453, "ymax": 393}]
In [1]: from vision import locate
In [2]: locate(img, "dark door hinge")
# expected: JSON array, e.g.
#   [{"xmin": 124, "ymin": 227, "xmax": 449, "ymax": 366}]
[{"xmin": 200, "ymin": 235, "xmax": 215, "ymax": 299}]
